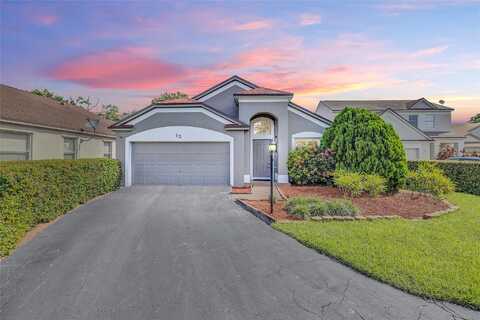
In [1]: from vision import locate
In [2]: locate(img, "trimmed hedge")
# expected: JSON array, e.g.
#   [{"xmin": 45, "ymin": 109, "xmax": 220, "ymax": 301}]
[
  {"xmin": 408, "ymin": 160, "xmax": 480, "ymax": 195},
  {"xmin": 287, "ymin": 147, "xmax": 335, "ymax": 185},
  {"xmin": 0, "ymin": 159, "xmax": 121, "ymax": 257}
]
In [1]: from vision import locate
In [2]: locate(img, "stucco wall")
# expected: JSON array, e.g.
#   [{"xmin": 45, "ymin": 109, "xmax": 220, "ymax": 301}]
[
  {"xmin": 288, "ymin": 111, "xmax": 326, "ymax": 150},
  {"xmin": 397, "ymin": 111, "xmax": 452, "ymax": 133},
  {"xmin": 114, "ymin": 112, "xmax": 247, "ymax": 186},
  {"xmin": 380, "ymin": 111, "xmax": 429, "ymax": 141},
  {"xmin": 402, "ymin": 141, "xmax": 431, "ymax": 160},
  {"xmin": 0, "ymin": 122, "xmax": 115, "ymax": 160},
  {"xmin": 201, "ymin": 84, "xmax": 245, "ymax": 119}
]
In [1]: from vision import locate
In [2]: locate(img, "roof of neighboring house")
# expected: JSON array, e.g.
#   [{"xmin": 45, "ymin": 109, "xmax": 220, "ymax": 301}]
[
  {"xmin": 318, "ymin": 98, "xmax": 454, "ymax": 112},
  {"xmin": 234, "ymin": 87, "xmax": 293, "ymax": 96},
  {"xmin": 0, "ymin": 84, "xmax": 114, "ymax": 137},
  {"xmin": 433, "ymin": 121, "xmax": 480, "ymax": 139},
  {"xmin": 154, "ymin": 98, "xmax": 199, "ymax": 104},
  {"xmin": 289, "ymin": 102, "xmax": 332, "ymax": 125}
]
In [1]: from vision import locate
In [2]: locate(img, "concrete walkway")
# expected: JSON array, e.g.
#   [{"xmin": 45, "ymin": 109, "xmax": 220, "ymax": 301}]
[{"xmin": 1, "ymin": 186, "xmax": 478, "ymax": 320}]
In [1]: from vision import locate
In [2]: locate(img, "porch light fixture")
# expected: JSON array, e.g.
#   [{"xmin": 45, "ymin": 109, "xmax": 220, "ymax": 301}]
[{"xmin": 268, "ymin": 142, "xmax": 277, "ymax": 214}]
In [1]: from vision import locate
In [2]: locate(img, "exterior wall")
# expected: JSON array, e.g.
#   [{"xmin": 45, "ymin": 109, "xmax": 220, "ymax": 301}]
[
  {"xmin": 238, "ymin": 99, "xmax": 289, "ymax": 182},
  {"xmin": 315, "ymin": 103, "xmax": 335, "ymax": 121},
  {"xmin": 114, "ymin": 112, "xmax": 247, "ymax": 186},
  {"xmin": 0, "ymin": 122, "xmax": 115, "ymax": 160},
  {"xmin": 402, "ymin": 141, "xmax": 431, "ymax": 160},
  {"xmin": 396, "ymin": 111, "xmax": 452, "ymax": 133},
  {"xmin": 380, "ymin": 111, "xmax": 430, "ymax": 141},
  {"xmin": 201, "ymin": 84, "xmax": 245, "ymax": 119},
  {"xmin": 432, "ymin": 138, "xmax": 465, "ymax": 158},
  {"xmin": 288, "ymin": 111, "xmax": 326, "ymax": 150}
]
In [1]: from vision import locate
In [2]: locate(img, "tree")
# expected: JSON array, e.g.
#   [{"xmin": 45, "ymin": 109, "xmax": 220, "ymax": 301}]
[
  {"xmin": 31, "ymin": 88, "xmax": 72, "ymax": 105},
  {"xmin": 151, "ymin": 91, "xmax": 188, "ymax": 104},
  {"xmin": 471, "ymin": 113, "xmax": 480, "ymax": 123},
  {"xmin": 99, "ymin": 104, "xmax": 121, "ymax": 121},
  {"xmin": 320, "ymin": 108, "xmax": 407, "ymax": 191}
]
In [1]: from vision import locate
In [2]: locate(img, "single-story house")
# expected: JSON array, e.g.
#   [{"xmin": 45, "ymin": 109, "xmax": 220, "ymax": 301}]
[
  {"xmin": 316, "ymin": 98, "xmax": 466, "ymax": 160},
  {"xmin": 0, "ymin": 84, "xmax": 116, "ymax": 161},
  {"xmin": 110, "ymin": 75, "xmax": 331, "ymax": 187}
]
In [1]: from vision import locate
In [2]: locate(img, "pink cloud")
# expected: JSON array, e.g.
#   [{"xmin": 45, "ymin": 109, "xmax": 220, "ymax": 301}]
[
  {"xmin": 33, "ymin": 14, "xmax": 58, "ymax": 26},
  {"xmin": 48, "ymin": 47, "xmax": 188, "ymax": 89},
  {"xmin": 233, "ymin": 19, "xmax": 273, "ymax": 31},
  {"xmin": 411, "ymin": 45, "xmax": 449, "ymax": 58},
  {"xmin": 299, "ymin": 13, "xmax": 322, "ymax": 26}
]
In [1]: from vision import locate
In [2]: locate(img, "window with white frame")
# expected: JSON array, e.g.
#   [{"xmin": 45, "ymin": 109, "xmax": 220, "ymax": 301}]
[
  {"xmin": 292, "ymin": 132, "xmax": 322, "ymax": 149},
  {"xmin": 0, "ymin": 130, "xmax": 31, "ymax": 161},
  {"xmin": 63, "ymin": 137, "xmax": 77, "ymax": 159},
  {"xmin": 103, "ymin": 141, "xmax": 112, "ymax": 158},
  {"xmin": 294, "ymin": 138, "xmax": 320, "ymax": 148},
  {"xmin": 423, "ymin": 115, "xmax": 435, "ymax": 130},
  {"xmin": 251, "ymin": 117, "xmax": 274, "ymax": 139}
]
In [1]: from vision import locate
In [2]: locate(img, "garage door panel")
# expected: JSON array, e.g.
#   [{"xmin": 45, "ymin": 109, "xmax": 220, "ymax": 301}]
[{"xmin": 132, "ymin": 142, "xmax": 229, "ymax": 185}]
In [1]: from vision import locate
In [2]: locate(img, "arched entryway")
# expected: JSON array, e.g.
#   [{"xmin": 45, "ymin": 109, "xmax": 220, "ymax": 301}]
[{"xmin": 250, "ymin": 115, "xmax": 276, "ymax": 180}]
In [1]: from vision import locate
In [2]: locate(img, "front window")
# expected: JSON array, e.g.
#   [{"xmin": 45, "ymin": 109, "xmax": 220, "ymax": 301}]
[
  {"xmin": 0, "ymin": 130, "xmax": 30, "ymax": 161},
  {"xmin": 103, "ymin": 141, "xmax": 112, "ymax": 158},
  {"xmin": 294, "ymin": 138, "xmax": 320, "ymax": 149},
  {"xmin": 423, "ymin": 115, "xmax": 435, "ymax": 130},
  {"xmin": 251, "ymin": 117, "xmax": 274, "ymax": 139},
  {"xmin": 408, "ymin": 115, "xmax": 418, "ymax": 127},
  {"xmin": 64, "ymin": 137, "xmax": 77, "ymax": 159}
]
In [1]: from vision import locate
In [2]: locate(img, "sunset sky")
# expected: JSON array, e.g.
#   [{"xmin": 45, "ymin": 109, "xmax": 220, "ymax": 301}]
[{"xmin": 1, "ymin": 0, "xmax": 479, "ymax": 122}]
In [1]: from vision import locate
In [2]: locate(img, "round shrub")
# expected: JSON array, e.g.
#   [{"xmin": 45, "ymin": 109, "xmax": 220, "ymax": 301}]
[
  {"xmin": 287, "ymin": 146, "xmax": 335, "ymax": 185},
  {"xmin": 321, "ymin": 108, "xmax": 407, "ymax": 191}
]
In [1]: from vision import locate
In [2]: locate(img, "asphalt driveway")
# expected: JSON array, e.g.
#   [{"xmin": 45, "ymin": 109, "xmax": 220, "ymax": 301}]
[{"xmin": 1, "ymin": 186, "xmax": 478, "ymax": 320}]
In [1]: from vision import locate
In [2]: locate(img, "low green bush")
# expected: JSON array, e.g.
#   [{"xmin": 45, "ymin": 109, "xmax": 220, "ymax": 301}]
[
  {"xmin": 334, "ymin": 171, "xmax": 363, "ymax": 197},
  {"xmin": 362, "ymin": 174, "xmax": 387, "ymax": 197},
  {"xmin": 0, "ymin": 159, "xmax": 121, "ymax": 257},
  {"xmin": 408, "ymin": 160, "xmax": 480, "ymax": 195},
  {"xmin": 333, "ymin": 170, "xmax": 387, "ymax": 197},
  {"xmin": 285, "ymin": 196, "xmax": 359, "ymax": 218},
  {"xmin": 287, "ymin": 147, "xmax": 335, "ymax": 185},
  {"xmin": 405, "ymin": 162, "xmax": 454, "ymax": 198}
]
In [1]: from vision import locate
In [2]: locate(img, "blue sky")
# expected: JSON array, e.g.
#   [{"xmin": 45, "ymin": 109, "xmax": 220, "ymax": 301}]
[{"xmin": 1, "ymin": 0, "xmax": 479, "ymax": 121}]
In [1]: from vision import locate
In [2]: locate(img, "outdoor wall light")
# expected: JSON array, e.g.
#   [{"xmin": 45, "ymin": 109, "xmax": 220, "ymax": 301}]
[{"xmin": 268, "ymin": 142, "xmax": 277, "ymax": 153}]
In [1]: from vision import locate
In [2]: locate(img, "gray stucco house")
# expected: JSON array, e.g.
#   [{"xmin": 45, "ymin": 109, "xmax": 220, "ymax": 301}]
[{"xmin": 110, "ymin": 75, "xmax": 331, "ymax": 186}]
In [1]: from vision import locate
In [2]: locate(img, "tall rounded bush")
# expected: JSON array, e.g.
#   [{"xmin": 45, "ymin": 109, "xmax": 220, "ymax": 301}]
[{"xmin": 321, "ymin": 108, "xmax": 407, "ymax": 190}]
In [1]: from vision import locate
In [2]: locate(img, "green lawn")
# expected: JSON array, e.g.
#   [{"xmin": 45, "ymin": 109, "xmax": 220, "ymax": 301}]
[{"xmin": 273, "ymin": 192, "xmax": 480, "ymax": 310}]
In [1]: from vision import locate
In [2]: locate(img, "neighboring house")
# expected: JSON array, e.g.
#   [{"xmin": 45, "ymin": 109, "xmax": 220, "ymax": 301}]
[
  {"xmin": 449, "ymin": 121, "xmax": 480, "ymax": 155},
  {"xmin": 110, "ymin": 75, "xmax": 331, "ymax": 187},
  {"xmin": 0, "ymin": 84, "xmax": 116, "ymax": 161},
  {"xmin": 316, "ymin": 98, "xmax": 464, "ymax": 160}
]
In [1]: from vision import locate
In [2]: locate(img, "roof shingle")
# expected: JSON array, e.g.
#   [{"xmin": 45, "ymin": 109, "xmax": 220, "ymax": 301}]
[{"xmin": 0, "ymin": 84, "xmax": 114, "ymax": 137}]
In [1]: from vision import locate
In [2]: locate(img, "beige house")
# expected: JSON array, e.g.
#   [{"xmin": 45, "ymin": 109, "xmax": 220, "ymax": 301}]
[
  {"xmin": 0, "ymin": 84, "xmax": 116, "ymax": 161},
  {"xmin": 316, "ymin": 98, "xmax": 470, "ymax": 160}
]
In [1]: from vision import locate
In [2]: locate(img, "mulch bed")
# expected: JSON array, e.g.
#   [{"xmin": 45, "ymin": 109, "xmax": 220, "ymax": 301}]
[
  {"xmin": 278, "ymin": 184, "xmax": 450, "ymax": 219},
  {"xmin": 243, "ymin": 200, "xmax": 298, "ymax": 221}
]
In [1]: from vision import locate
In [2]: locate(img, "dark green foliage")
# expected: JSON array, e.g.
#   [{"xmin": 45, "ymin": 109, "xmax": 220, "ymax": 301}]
[
  {"xmin": 321, "ymin": 108, "xmax": 407, "ymax": 191},
  {"xmin": 285, "ymin": 197, "xmax": 358, "ymax": 218},
  {"xmin": 287, "ymin": 147, "xmax": 335, "ymax": 185},
  {"xmin": 0, "ymin": 159, "xmax": 121, "ymax": 257},
  {"xmin": 471, "ymin": 113, "xmax": 480, "ymax": 123},
  {"xmin": 151, "ymin": 91, "xmax": 188, "ymax": 104},
  {"xmin": 408, "ymin": 160, "xmax": 480, "ymax": 195}
]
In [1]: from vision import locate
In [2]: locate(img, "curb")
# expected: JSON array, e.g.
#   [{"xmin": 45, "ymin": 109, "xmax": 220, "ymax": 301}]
[{"xmin": 235, "ymin": 199, "xmax": 276, "ymax": 225}]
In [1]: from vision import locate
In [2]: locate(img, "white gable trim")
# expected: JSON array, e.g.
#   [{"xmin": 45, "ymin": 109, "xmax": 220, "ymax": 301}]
[
  {"xmin": 288, "ymin": 107, "xmax": 329, "ymax": 127},
  {"xmin": 124, "ymin": 126, "xmax": 234, "ymax": 187},
  {"xmin": 198, "ymin": 81, "xmax": 253, "ymax": 101},
  {"xmin": 127, "ymin": 107, "xmax": 233, "ymax": 126}
]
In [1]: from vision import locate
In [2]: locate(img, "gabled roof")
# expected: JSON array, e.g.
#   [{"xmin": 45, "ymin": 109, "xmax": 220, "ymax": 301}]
[
  {"xmin": 379, "ymin": 109, "xmax": 433, "ymax": 141},
  {"xmin": 109, "ymin": 99, "xmax": 248, "ymax": 129},
  {"xmin": 433, "ymin": 121, "xmax": 480, "ymax": 139},
  {"xmin": 318, "ymin": 98, "xmax": 453, "ymax": 113},
  {"xmin": 192, "ymin": 75, "xmax": 257, "ymax": 100},
  {"xmin": 0, "ymin": 84, "xmax": 114, "ymax": 137},
  {"xmin": 234, "ymin": 87, "xmax": 293, "ymax": 96}
]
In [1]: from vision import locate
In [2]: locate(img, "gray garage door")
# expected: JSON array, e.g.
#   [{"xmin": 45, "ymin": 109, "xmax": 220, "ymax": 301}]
[{"xmin": 132, "ymin": 142, "xmax": 230, "ymax": 185}]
